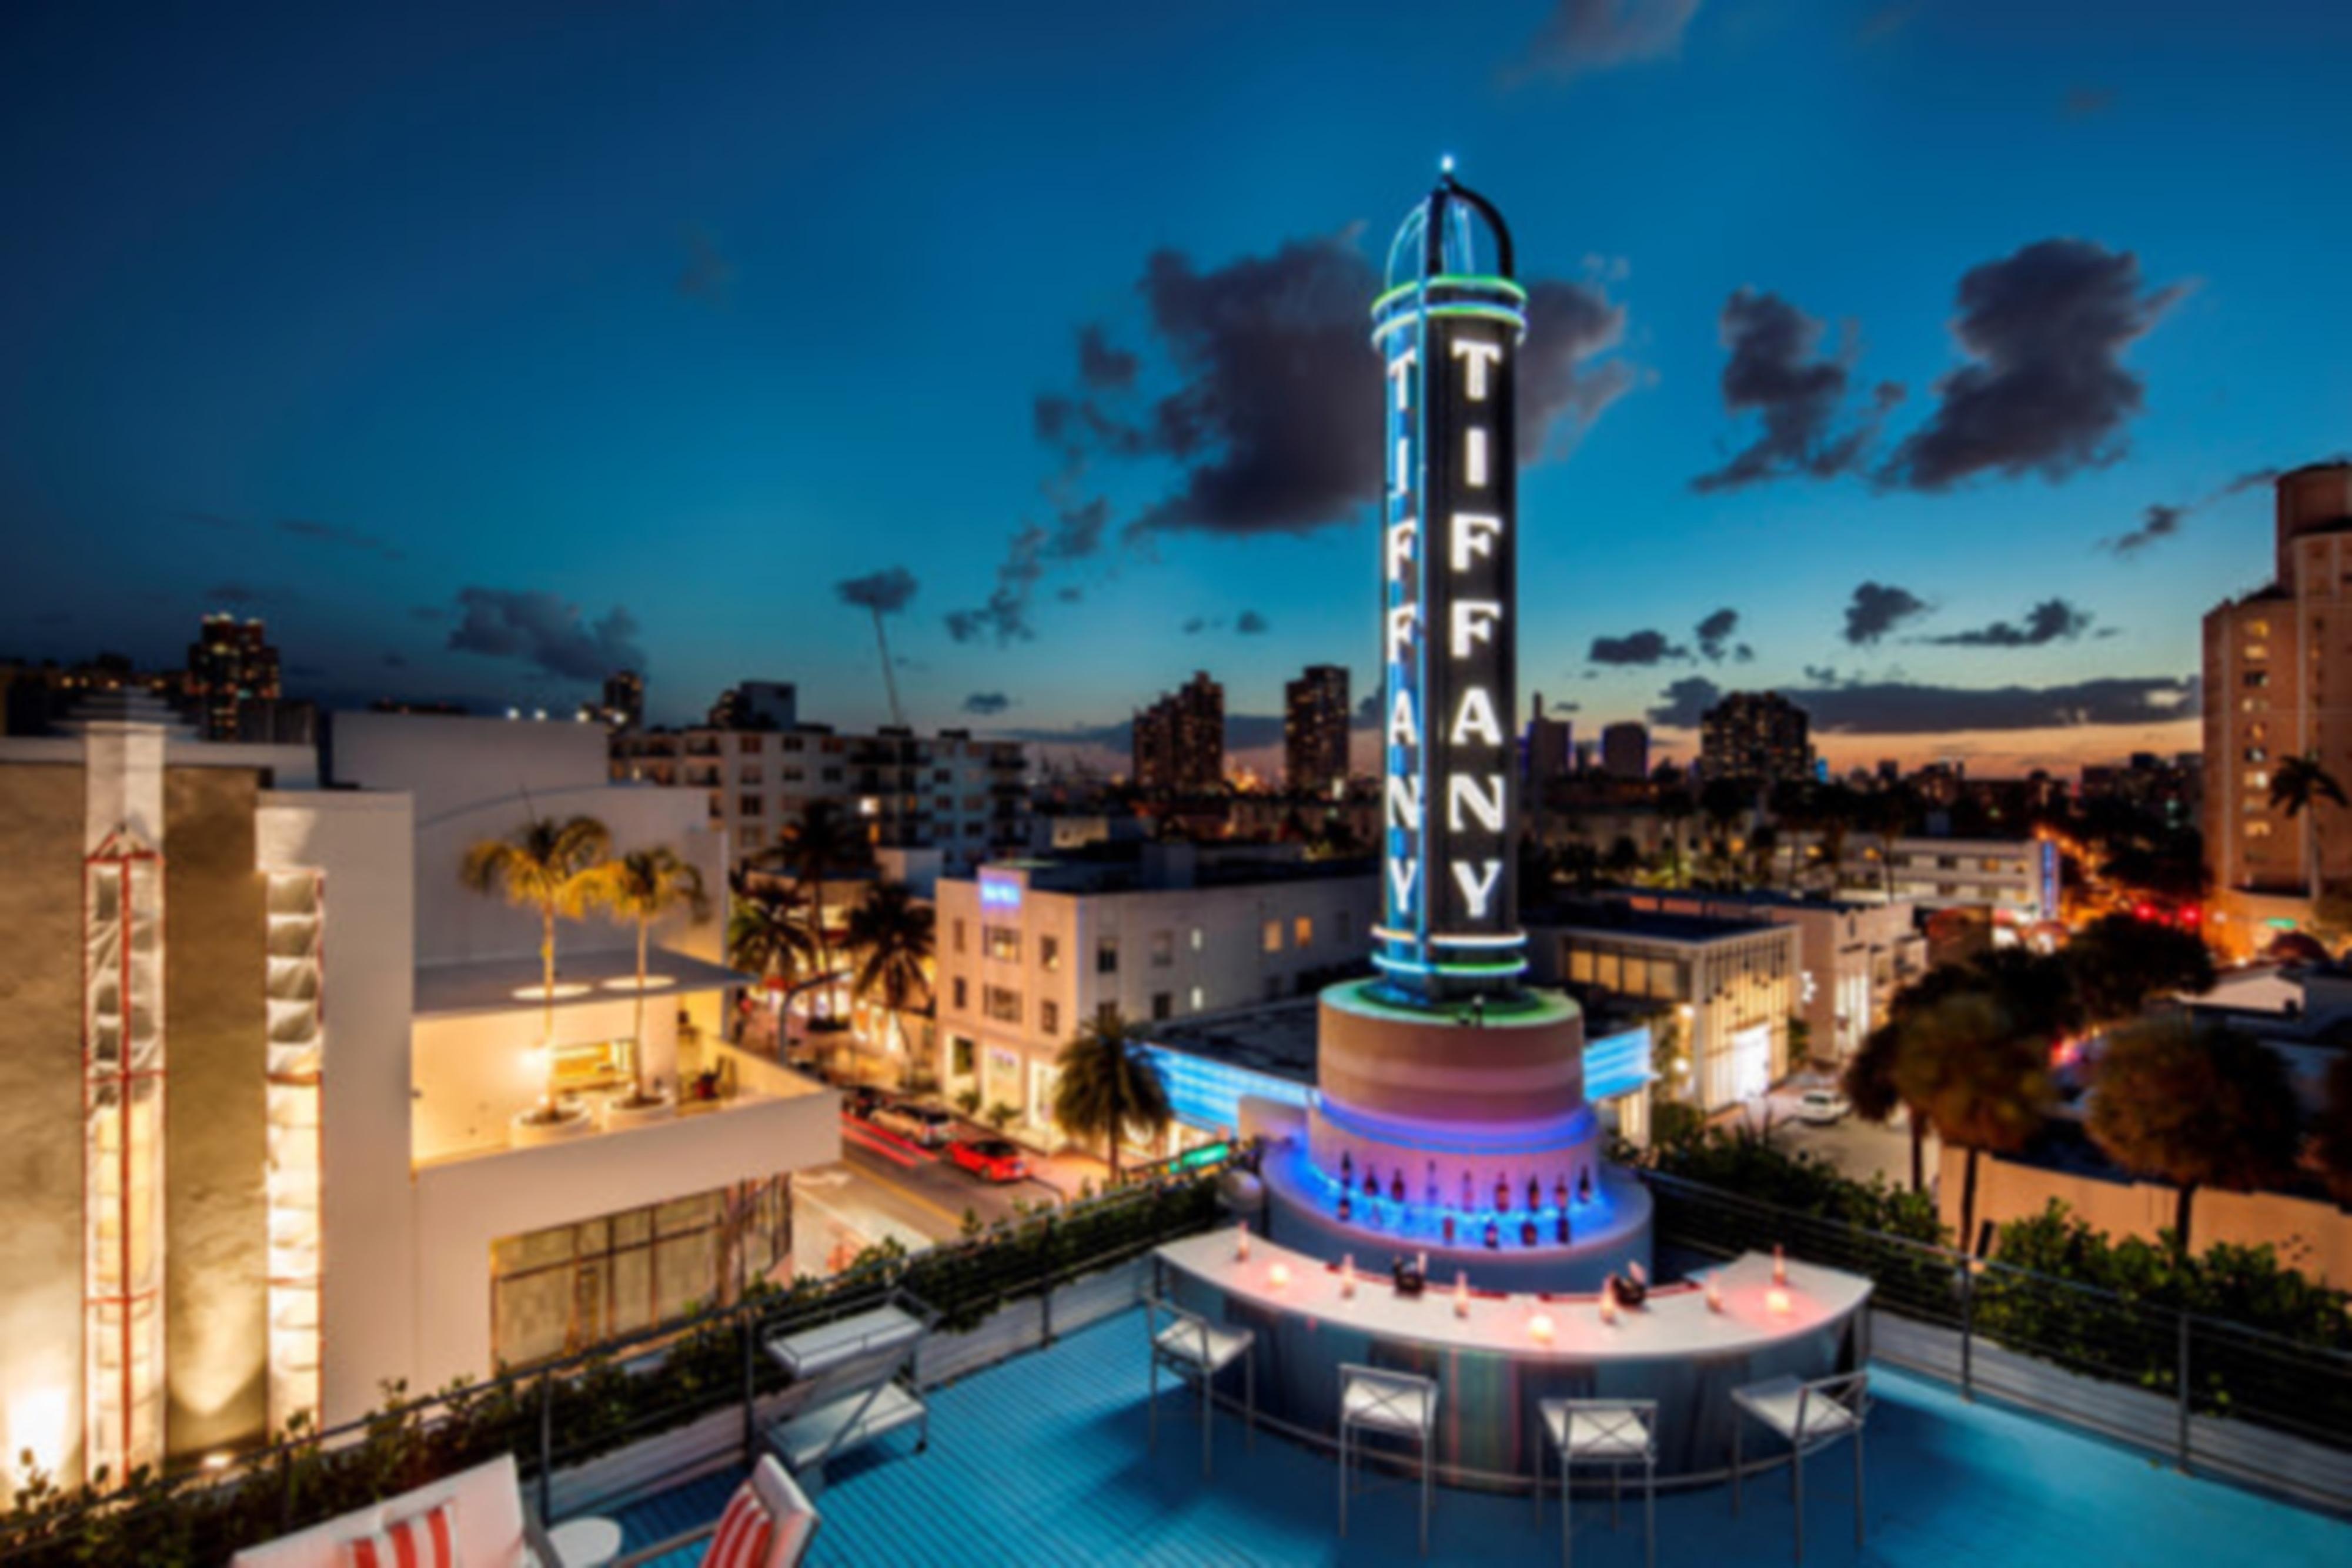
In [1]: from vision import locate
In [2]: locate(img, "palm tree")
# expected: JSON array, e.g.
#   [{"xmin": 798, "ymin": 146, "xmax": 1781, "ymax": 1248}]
[
  {"xmin": 1745, "ymin": 821, "xmax": 1780, "ymax": 891},
  {"xmin": 584, "ymin": 847, "xmax": 711, "ymax": 1104},
  {"xmin": 2269, "ymin": 753, "xmax": 2348, "ymax": 900},
  {"xmin": 1893, "ymin": 988, "xmax": 2053, "ymax": 1256},
  {"xmin": 2062, "ymin": 911, "xmax": 2216, "ymax": 1027},
  {"xmin": 1867, "ymin": 786, "xmax": 1915, "ymax": 900},
  {"xmin": 1051, "ymin": 1009, "xmax": 1174, "ymax": 1183},
  {"xmin": 758, "ymin": 800, "xmax": 873, "ymax": 1002},
  {"xmin": 460, "ymin": 815, "xmax": 612, "ymax": 1115},
  {"xmin": 1843, "ymin": 1021, "xmax": 1927, "ymax": 1193},
  {"xmin": 1810, "ymin": 783, "xmax": 1857, "ymax": 895},
  {"xmin": 843, "ymin": 880, "xmax": 935, "ymax": 1088},
  {"xmin": 1655, "ymin": 787, "xmax": 1695, "ymax": 888},
  {"xmin": 726, "ymin": 879, "xmax": 820, "ymax": 998},
  {"xmin": 2087, "ymin": 1017, "xmax": 2300, "ymax": 1253}
]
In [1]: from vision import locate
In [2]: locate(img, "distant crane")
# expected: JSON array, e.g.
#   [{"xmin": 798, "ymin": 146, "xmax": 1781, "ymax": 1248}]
[{"xmin": 864, "ymin": 605, "xmax": 906, "ymax": 728}]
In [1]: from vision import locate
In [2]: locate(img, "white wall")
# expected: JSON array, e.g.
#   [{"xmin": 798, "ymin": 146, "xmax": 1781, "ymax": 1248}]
[
  {"xmin": 407, "ymin": 1089, "xmax": 838, "ymax": 1389},
  {"xmin": 412, "ymin": 995, "xmax": 683, "ymax": 1162},
  {"xmin": 329, "ymin": 711, "xmax": 610, "ymax": 826},
  {"xmin": 256, "ymin": 788, "xmax": 417, "ymax": 1433}
]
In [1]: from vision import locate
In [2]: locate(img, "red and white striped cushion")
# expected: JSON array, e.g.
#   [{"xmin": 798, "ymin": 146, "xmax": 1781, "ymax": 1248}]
[
  {"xmin": 339, "ymin": 1501, "xmax": 458, "ymax": 1568},
  {"xmin": 703, "ymin": 1482, "xmax": 775, "ymax": 1568}
]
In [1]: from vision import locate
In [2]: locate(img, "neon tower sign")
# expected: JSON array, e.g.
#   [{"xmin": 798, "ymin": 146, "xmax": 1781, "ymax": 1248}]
[{"xmin": 1371, "ymin": 163, "xmax": 1528, "ymax": 1003}]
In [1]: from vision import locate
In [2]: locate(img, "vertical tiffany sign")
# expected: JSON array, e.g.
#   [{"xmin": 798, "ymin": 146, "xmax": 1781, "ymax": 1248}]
[{"xmin": 1370, "ymin": 165, "xmax": 1529, "ymax": 1004}]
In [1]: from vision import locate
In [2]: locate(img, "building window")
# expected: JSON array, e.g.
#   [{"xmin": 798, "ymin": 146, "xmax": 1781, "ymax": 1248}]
[
  {"xmin": 951, "ymin": 1035, "xmax": 976, "ymax": 1076},
  {"xmin": 1097, "ymin": 1001, "xmax": 1119, "ymax": 1029},
  {"xmin": 739, "ymin": 795, "xmax": 763, "ymax": 816},
  {"xmin": 2243, "ymin": 671, "xmax": 2269, "ymax": 688},
  {"xmin": 1040, "ymin": 935, "xmax": 1061, "ymax": 972},
  {"xmin": 490, "ymin": 1184, "xmax": 789, "ymax": 1368},
  {"xmin": 740, "ymin": 765, "xmax": 762, "ymax": 784},
  {"xmin": 983, "ymin": 925, "xmax": 1021, "ymax": 962},
  {"xmin": 984, "ymin": 985, "xmax": 1022, "ymax": 1024},
  {"xmin": 2246, "ymin": 820, "xmax": 2273, "ymax": 838},
  {"xmin": 1040, "ymin": 999, "xmax": 1060, "ymax": 1037},
  {"xmin": 1151, "ymin": 930, "xmax": 1175, "ymax": 967},
  {"xmin": 1190, "ymin": 927, "xmax": 1205, "ymax": 952},
  {"xmin": 1294, "ymin": 915, "xmax": 1313, "ymax": 949},
  {"xmin": 1189, "ymin": 985, "xmax": 1204, "ymax": 1012},
  {"xmin": 1152, "ymin": 992, "xmax": 1172, "ymax": 1022},
  {"xmin": 1262, "ymin": 919, "xmax": 1283, "ymax": 954},
  {"xmin": 952, "ymin": 977, "xmax": 967, "ymax": 1011},
  {"xmin": 1097, "ymin": 937, "xmax": 1118, "ymax": 974},
  {"xmin": 952, "ymin": 918, "xmax": 966, "ymax": 955}
]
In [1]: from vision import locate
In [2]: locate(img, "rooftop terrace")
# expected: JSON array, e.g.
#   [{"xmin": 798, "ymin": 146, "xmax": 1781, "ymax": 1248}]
[{"xmin": 606, "ymin": 1304, "xmax": 2349, "ymax": 1566}]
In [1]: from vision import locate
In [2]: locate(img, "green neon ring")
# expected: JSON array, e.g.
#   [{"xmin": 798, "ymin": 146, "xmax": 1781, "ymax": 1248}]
[{"xmin": 1371, "ymin": 275, "xmax": 1530, "ymax": 315}]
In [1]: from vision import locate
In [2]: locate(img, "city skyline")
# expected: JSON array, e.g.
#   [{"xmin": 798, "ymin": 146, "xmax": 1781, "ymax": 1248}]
[{"xmin": 6, "ymin": 2, "xmax": 2350, "ymax": 776}]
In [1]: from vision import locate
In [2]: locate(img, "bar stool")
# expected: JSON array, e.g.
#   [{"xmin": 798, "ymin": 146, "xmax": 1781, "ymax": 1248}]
[
  {"xmin": 1145, "ymin": 1296, "xmax": 1254, "ymax": 1479},
  {"xmin": 1731, "ymin": 1370, "xmax": 1869, "ymax": 1564},
  {"xmin": 1337, "ymin": 1363, "xmax": 1439, "ymax": 1557},
  {"xmin": 1535, "ymin": 1398, "xmax": 1656, "ymax": 1568}
]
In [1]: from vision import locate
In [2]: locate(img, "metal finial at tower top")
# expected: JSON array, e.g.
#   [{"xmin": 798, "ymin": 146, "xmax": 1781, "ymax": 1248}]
[{"xmin": 1440, "ymin": 153, "xmax": 1455, "ymax": 176}]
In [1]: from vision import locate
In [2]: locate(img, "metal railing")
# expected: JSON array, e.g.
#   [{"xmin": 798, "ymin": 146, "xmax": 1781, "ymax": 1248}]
[
  {"xmin": 1642, "ymin": 1169, "xmax": 2352, "ymax": 1507},
  {"xmin": 0, "ymin": 1176, "xmax": 1221, "ymax": 1568}
]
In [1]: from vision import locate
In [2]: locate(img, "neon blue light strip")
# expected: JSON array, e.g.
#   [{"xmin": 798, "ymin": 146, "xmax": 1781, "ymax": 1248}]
[
  {"xmin": 1371, "ymin": 303, "xmax": 1528, "ymax": 345},
  {"xmin": 1371, "ymin": 952, "xmax": 1530, "ymax": 979}
]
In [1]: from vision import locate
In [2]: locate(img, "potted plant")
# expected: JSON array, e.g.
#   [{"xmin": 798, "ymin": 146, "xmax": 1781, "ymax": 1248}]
[{"xmin": 461, "ymin": 814, "xmax": 610, "ymax": 1142}]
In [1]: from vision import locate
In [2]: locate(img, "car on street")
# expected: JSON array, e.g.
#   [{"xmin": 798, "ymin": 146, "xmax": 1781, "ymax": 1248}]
[
  {"xmin": 871, "ymin": 1101, "xmax": 956, "ymax": 1148},
  {"xmin": 946, "ymin": 1138, "xmax": 1030, "ymax": 1183},
  {"xmin": 843, "ymin": 1085, "xmax": 888, "ymax": 1121},
  {"xmin": 1796, "ymin": 1087, "xmax": 1852, "ymax": 1125}
]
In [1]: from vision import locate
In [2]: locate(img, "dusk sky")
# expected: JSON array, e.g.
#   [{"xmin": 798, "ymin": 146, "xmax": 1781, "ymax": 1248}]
[{"xmin": 6, "ymin": 1, "xmax": 2350, "ymax": 775}]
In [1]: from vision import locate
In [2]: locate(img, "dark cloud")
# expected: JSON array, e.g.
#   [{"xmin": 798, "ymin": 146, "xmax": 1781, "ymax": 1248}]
[
  {"xmin": 1920, "ymin": 597, "xmax": 2094, "ymax": 647},
  {"xmin": 1181, "ymin": 616, "xmax": 1211, "ymax": 636},
  {"xmin": 946, "ymin": 523, "xmax": 1046, "ymax": 645},
  {"xmin": 1647, "ymin": 676, "xmax": 1722, "ymax": 728},
  {"xmin": 2105, "ymin": 464, "xmax": 2290, "ymax": 556},
  {"xmin": 1692, "ymin": 289, "xmax": 1901, "ymax": 491},
  {"xmin": 2107, "ymin": 503, "xmax": 2186, "ymax": 556},
  {"xmin": 1518, "ymin": 0, "xmax": 1702, "ymax": 79},
  {"xmin": 2064, "ymin": 85, "xmax": 2115, "ymax": 119},
  {"xmin": 1802, "ymin": 664, "xmax": 1846, "ymax": 686},
  {"xmin": 1796, "ymin": 676, "xmax": 2197, "ymax": 734},
  {"xmin": 835, "ymin": 567, "xmax": 919, "ymax": 616},
  {"xmin": 962, "ymin": 692, "xmax": 1013, "ymax": 716},
  {"xmin": 1843, "ymin": 581, "xmax": 1929, "ymax": 645},
  {"xmin": 1695, "ymin": 607, "xmax": 1740, "ymax": 662},
  {"xmin": 1878, "ymin": 239, "xmax": 2186, "ymax": 491},
  {"xmin": 677, "ymin": 226, "xmax": 735, "ymax": 306},
  {"xmin": 176, "ymin": 508, "xmax": 248, "ymax": 532},
  {"xmin": 278, "ymin": 517, "xmax": 402, "ymax": 561},
  {"xmin": 1650, "ymin": 672, "xmax": 2200, "ymax": 734},
  {"xmin": 446, "ymin": 589, "xmax": 644, "ymax": 681},
  {"xmin": 1354, "ymin": 691, "xmax": 1382, "ymax": 725},
  {"xmin": 1075, "ymin": 324, "xmax": 1138, "ymax": 391},
  {"xmin": 1518, "ymin": 278, "xmax": 1637, "ymax": 462},
  {"xmin": 1055, "ymin": 586, "xmax": 1084, "ymax": 604},
  {"xmin": 1735, "ymin": 643, "xmax": 1755, "ymax": 663},
  {"xmin": 1590, "ymin": 628, "xmax": 1689, "ymax": 666},
  {"xmin": 1550, "ymin": 699, "xmax": 1581, "ymax": 714},
  {"xmin": 1235, "ymin": 610, "xmax": 1269, "ymax": 635},
  {"xmin": 409, "ymin": 605, "xmax": 447, "ymax": 623}
]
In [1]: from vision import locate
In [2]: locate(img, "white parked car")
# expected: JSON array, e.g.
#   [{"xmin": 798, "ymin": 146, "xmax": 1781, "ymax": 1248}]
[
  {"xmin": 871, "ymin": 1102, "xmax": 956, "ymax": 1148},
  {"xmin": 1796, "ymin": 1088, "xmax": 1852, "ymax": 1125}
]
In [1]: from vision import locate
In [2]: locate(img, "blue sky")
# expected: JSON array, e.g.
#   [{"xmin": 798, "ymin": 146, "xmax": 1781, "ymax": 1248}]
[{"xmin": 4, "ymin": 1, "xmax": 2348, "ymax": 773}]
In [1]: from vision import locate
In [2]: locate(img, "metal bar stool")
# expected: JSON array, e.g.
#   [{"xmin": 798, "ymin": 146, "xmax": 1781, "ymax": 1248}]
[
  {"xmin": 1338, "ymin": 1363, "xmax": 1439, "ymax": 1557},
  {"xmin": 1145, "ymin": 1296, "xmax": 1255, "ymax": 1479},
  {"xmin": 1731, "ymin": 1370, "xmax": 1869, "ymax": 1564},
  {"xmin": 1535, "ymin": 1398, "xmax": 1656, "ymax": 1568}
]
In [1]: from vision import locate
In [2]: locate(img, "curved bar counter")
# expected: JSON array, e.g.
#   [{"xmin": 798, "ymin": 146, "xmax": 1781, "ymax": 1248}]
[{"xmin": 1155, "ymin": 1229, "xmax": 1872, "ymax": 1487}]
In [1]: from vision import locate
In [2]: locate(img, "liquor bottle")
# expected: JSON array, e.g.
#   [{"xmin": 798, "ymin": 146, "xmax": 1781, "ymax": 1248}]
[
  {"xmin": 1482, "ymin": 1217, "xmax": 1500, "ymax": 1250},
  {"xmin": 1425, "ymin": 1161, "xmax": 1439, "ymax": 1211},
  {"xmin": 1555, "ymin": 1209, "xmax": 1571, "ymax": 1245},
  {"xmin": 1578, "ymin": 1167, "xmax": 1593, "ymax": 1205},
  {"xmin": 1338, "ymin": 1191, "xmax": 1353, "ymax": 1223},
  {"xmin": 1519, "ymin": 1218, "xmax": 1538, "ymax": 1248},
  {"xmin": 1494, "ymin": 1175, "xmax": 1510, "ymax": 1213},
  {"xmin": 1553, "ymin": 1175, "xmax": 1569, "ymax": 1213},
  {"xmin": 1441, "ymin": 1211, "xmax": 1457, "ymax": 1243},
  {"xmin": 1460, "ymin": 1172, "xmax": 1474, "ymax": 1212},
  {"xmin": 1388, "ymin": 1171, "xmax": 1405, "ymax": 1205},
  {"xmin": 1339, "ymin": 1149, "xmax": 1354, "ymax": 1186},
  {"xmin": 1364, "ymin": 1164, "xmax": 1379, "ymax": 1198},
  {"xmin": 1526, "ymin": 1175, "xmax": 1541, "ymax": 1213}
]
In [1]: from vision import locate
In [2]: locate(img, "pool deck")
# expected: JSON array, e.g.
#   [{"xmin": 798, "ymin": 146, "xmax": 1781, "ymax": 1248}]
[{"xmin": 610, "ymin": 1306, "xmax": 2350, "ymax": 1566}]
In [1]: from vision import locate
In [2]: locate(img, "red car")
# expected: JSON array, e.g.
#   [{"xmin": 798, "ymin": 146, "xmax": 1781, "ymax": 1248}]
[{"xmin": 946, "ymin": 1137, "xmax": 1029, "ymax": 1183}]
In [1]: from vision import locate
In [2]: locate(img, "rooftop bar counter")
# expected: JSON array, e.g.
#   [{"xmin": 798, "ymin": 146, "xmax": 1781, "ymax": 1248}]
[{"xmin": 1155, "ymin": 1229, "xmax": 1872, "ymax": 1487}]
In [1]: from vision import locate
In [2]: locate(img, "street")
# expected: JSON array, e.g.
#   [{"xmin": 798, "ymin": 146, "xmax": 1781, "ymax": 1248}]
[
  {"xmin": 1738, "ymin": 1088, "xmax": 1941, "ymax": 1193},
  {"xmin": 787, "ymin": 1114, "xmax": 1094, "ymax": 1276}
]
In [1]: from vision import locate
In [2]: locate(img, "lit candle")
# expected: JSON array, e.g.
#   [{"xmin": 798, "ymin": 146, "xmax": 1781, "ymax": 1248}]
[
  {"xmin": 1341, "ymin": 1253, "xmax": 1356, "ymax": 1298},
  {"xmin": 1772, "ymin": 1243, "xmax": 1787, "ymax": 1286},
  {"xmin": 1598, "ymin": 1280, "xmax": 1618, "ymax": 1325},
  {"xmin": 1268, "ymin": 1262, "xmax": 1290, "ymax": 1290},
  {"xmin": 1236, "ymin": 1222, "xmax": 1251, "ymax": 1262},
  {"xmin": 1767, "ymin": 1286, "xmax": 1792, "ymax": 1316},
  {"xmin": 1705, "ymin": 1275, "xmax": 1725, "ymax": 1313},
  {"xmin": 1454, "ymin": 1271, "xmax": 1470, "ymax": 1319},
  {"xmin": 1528, "ymin": 1311, "xmax": 1555, "ymax": 1344}
]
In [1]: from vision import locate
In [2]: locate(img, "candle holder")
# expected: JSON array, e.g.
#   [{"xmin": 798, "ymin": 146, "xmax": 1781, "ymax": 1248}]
[
  {"xmin": 1772, "ymin": 1243, "xmax": 1788, "ymax": 1286},
  {"xmin": 1598, "ymin": 1280, "xmax": 1619, "ymax": 1326},
  {"xmin": 1528, "ymin": 1311, "xmax": 1555, "ymax": 1345},
  {"xmin": 1268, "ymin": 1262, "xmax": 1290, "ymax": 1290},
  {"xmin": 1766, "ymin": 1286, "xmax": 1792, "ymax": 1316},
  {"xmin": 1235, "ymin": 1222, "xmax": 1250, "ymax": 1262},
  {"xmin": 1454, "ymin": 1271, "xmax": 1470, "ymax": 1319},
  {"xmin": 1340, "ymin": 1255, "xmax": 1356, "ymax": 1299},
  {"xmin": 1705, "ymin": 1275, "xmax": 1725, "ymax": 1313}
]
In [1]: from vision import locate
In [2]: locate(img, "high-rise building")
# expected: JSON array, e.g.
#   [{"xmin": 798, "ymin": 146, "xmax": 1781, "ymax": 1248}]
[
  {"xmin": 599, "ymin": 668, "xmax": 644, "ymax": 731},
  {"xmin": 707, "ymin": 680, "xmax": 797, "ymax": 731},
  {"xmin": 1599, "ymin": 721, "xmax": 1649, "ymax": 781},
  {"xmin": 1132, "ymin": 671, "xmax": 1223, "ymax": 793},
  {"xmin": 1522, "ymin": 692, "xmax": 1573, "ymax": 793},
  {"xmin": 186, "ymin": 614, "xmax": 282, "ymax": 741},
  {"xmin": 1284, "ymin": 664, "xmax": 1349, "ymax": 796},
  {"xmin": 2204, "ymin": 463, "xmax": 2352, "ymax": 950},
  {"xmin": 1698, "ymin": 690, "xmax": 1812, "ymax": 784}
]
